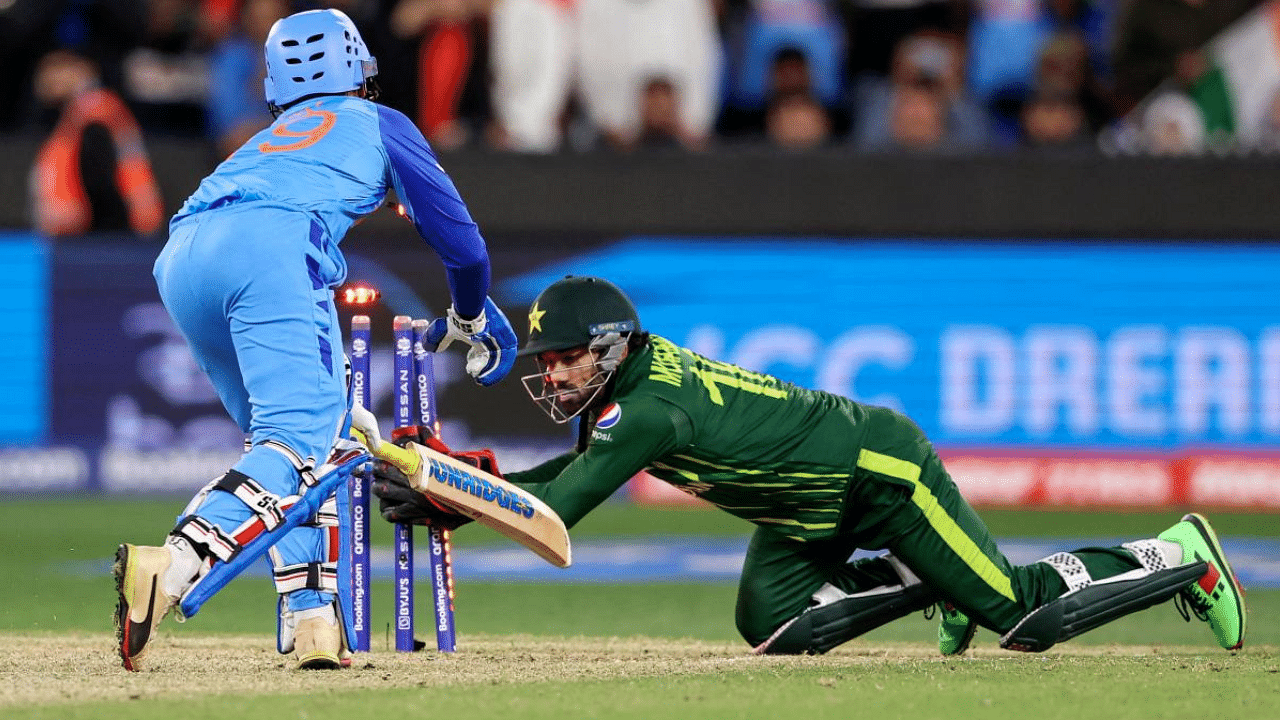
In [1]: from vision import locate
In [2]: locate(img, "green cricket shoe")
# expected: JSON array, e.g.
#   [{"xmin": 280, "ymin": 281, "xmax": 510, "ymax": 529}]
[
  {"xmin": 937, "ymin": 601, "xmax": 976, "ymax": 656},
  {"xmin": 1157, "ymin": 513, "xmax": 1247, "ymax": 650}
]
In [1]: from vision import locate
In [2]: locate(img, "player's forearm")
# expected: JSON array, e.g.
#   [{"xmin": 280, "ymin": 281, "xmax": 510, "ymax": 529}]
[
  {"xmin": 510, "ymin": 452, "xmax": 641, "ymax": 529},
  {"xmin": 506, "ymin": 451, "xmax": 578, "ymax": 486},
  {"xmin": 443, "ymin": 260, "xmax": 488, "ymax": 319},
  {"xmin": 514, "ymin": 475, "xmax": 618, "ymax": 530}
]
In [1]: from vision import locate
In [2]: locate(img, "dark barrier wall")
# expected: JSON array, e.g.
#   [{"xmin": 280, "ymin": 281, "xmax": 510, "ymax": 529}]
[{"xmin": 2, "ymin": 135, "xmax": 1280, "ymax": 238}]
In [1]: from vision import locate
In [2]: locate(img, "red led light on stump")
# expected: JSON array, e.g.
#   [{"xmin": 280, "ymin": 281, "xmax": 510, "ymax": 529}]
[{"xmin": 341, "ymin": 285, "xmax": 380, "ymax": 306}]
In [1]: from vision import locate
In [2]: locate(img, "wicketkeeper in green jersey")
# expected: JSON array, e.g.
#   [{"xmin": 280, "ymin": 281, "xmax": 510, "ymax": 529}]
[{"xmin": 376, "ymin": 275, "xmax": 1247, "ymax": 655}]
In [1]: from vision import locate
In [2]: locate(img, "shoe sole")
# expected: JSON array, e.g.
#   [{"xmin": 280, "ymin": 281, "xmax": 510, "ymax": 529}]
[
  {"xmin": 1182, "ymin": 513, "xmax": 1247, "ymax": 650},
  {"xmin": 297, "ymin": 652, "xmax": 343, "ymax": 670}
]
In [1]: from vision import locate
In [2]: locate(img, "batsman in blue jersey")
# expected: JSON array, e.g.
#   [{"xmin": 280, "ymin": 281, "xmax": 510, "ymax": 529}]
[{"xmin": 113, "ymin": 8, "xmax": 517, "ymax": 672}]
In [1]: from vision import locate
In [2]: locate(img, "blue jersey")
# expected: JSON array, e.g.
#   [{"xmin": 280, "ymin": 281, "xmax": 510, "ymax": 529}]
[{"xmin": 173, "ymin": 95, "xmax": 488, "ymax": 316}]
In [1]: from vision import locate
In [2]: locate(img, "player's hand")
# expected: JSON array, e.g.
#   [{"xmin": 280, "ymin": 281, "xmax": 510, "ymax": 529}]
[
  {"xmin": 423, "ymin": 297, "xmax": 517, "ymax": 386},
  {"xmin": 371, "ymin": 460, "xmax": 473, "ymax": 529}
]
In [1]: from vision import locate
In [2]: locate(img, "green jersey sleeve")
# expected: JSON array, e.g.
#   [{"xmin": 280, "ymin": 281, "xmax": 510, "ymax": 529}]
[
  {"xmin": 505, "ymin": 451, "xmax": 577, "ymax": 485},
  {"xmin": 509, "ymin": 398, "xmax": 688, "ymax": 529}
]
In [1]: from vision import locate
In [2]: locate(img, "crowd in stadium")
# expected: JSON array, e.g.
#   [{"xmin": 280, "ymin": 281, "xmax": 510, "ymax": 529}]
[{"xmin": 2, "ymin": 0, "xmax": 1276, "ymax": 159}]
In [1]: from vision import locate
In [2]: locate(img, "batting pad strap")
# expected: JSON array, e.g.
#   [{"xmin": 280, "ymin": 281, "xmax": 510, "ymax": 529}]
[
  {"xmin": 172, "ymin": 515, "xmax": 241, "ymax": 563},
  {"xmin": 213, "ymin": 470, "xmax": 286, "ymax": 532},
  {"xmin": 1040, "ymin": 552, "xmax": 1092, "ymax": 592},
  {"xmin": 272, "ymin": 562, "xmax": 339, "ymax": 594},
  {"xmin": 1121, "ymin": 539, "xmax": 1170, "ymax": 573}
]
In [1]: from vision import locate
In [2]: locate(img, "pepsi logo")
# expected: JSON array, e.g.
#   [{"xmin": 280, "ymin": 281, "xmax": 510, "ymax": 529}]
[{"xmin": 596, "ymin": 403, "xmax": 622, "ymax": 429}]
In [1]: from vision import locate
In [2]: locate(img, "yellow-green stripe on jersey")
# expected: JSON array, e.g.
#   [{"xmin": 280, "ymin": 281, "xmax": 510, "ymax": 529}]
[{"xmin": 857, "ymin": 449, "xmax": 1015, "ymax": 601}]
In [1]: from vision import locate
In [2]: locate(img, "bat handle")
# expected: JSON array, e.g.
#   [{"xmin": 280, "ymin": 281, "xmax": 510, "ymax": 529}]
[{"xmin": 361, "ymin": 436, "xmax": 422, "ymax": 478}]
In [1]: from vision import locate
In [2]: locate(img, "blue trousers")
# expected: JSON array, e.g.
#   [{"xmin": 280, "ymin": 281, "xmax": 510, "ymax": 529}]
[{"xmin": 154, "ymin": 203, "xmax": 349, "ymax": 612}]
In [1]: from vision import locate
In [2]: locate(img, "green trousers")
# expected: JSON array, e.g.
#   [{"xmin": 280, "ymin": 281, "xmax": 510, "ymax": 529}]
[{"xmin": 735, "ymin": 408, "xmax": 1142, "ymax": 646}]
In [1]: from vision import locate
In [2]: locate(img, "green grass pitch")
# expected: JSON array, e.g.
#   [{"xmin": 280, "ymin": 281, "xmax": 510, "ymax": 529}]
[{"xmin": 1, "ymin": 497, "xmax": 1275, "ymax": 719}]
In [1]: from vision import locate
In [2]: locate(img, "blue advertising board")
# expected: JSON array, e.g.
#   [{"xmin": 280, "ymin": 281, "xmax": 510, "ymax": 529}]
[
  {"xmin": 503, "ymin": 239, "xmax": 1280, "ymax": 450},
  {"xmin": 0, "ymin": 233, "xmax": 48, "ymax": 444}
]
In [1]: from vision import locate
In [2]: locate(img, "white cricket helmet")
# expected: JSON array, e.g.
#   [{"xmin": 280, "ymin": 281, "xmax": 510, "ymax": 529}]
[{"xmin": 263, "ymin": 9, "xmax": 378, "ymax": 112}]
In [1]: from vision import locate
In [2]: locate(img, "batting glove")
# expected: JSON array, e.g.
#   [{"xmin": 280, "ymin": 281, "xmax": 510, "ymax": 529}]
[
  {"xmin": 348, "ymin": 401, "xmax": 383, "ymax": 451},
  {"xmin": 423, "ymin": 297, "xmax": 517, "ymax": 386}
]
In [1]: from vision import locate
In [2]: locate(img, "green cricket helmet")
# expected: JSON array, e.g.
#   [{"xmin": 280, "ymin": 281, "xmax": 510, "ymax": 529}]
[
  {"xmin": 518, "ymin": 276, "xmax": 641, "ymax": 357},
  {"xmin": 519, "ymin": 276, "xmax": 642, "ymax": 423}
]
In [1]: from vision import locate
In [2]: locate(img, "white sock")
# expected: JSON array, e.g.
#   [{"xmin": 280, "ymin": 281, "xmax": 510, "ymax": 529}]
[
  {"xmin": 162, "ymin": 535, "xmax": 203, "ymax": 599},
  {"xmin": 1156, "ymin": 539, "xmax": 1185, "ymax": 567}
]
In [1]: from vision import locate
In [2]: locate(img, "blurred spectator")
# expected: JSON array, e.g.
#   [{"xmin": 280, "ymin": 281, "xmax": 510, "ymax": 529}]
[
  {"xmin": 719, "ymin": 46, "xmax": 841, "ymax": 139},
  {"xmin": 837, "ymin": 0, "xmax": 963, "ymax": 79},
  {"xmin": 123, "ymin": 0, "xmax": 211, "ymax": 136},
  {"xmin": 635, "ymin": 77, "xmax": 702, "ymax": 150},
  {"xmin": 1034, "ymin": 31, "xmax": 1114, "ymax": 133},
  {"xmin": 1250, "ymin": 84, "xmax": 1280, "ymax": 154},
  {"xmin": 765, "ymin": 88, "xmax": 833, "ymax": 148},
  {"xmin": 576, "ymin": 0, "xmax": 721, "ymax": 151},
  {"xmin": 0, "ymin": 0, "xmax": 147, "ymax": 131},
  {"xmin": 28, "ymin": 49, "xmax": 164, "ymax": 237},
  {"xmin": 853, "ymin": 31, "xmax": 990, "ymax": 151},
  {"xmin": 721, "ymin": 0, "xmax": 845, "ymax": 116},
  {"xmin": 390, "ymin": 0, "xmax": 493, "ymax": 151},
  {"xmin": 1110, "ymin": 0, "xmax": 1258, "ymax": 116},
  {"xmin": 488, "ymin": 0, "xmax": 578, "ymax": 152},
  {"xmin": 1140, "ymin": 89, "xmax": 1206, "ymax": 155},
  {"xmin": 1020, "ymin": 89, "xmax": 1093, "ymax": 149},
  {"xmin": 205, "ymin": 0, "xmax": 286, "ymax": 158},
  {"xmin": 1043, "ymin": 0, "xmax": 1116, "ymax": 81},
  {"xmin": 1170, "ymin": 47, "xmax": 1235, "ymax": 148},
  {"xmin": 966, "ymin": 0, "xmax": 1052, "ymax": 110},
  {"xmin": 201, "ymin": 0, "xmax": 243, "ymax": 44},
  {"xmin": 882, "ymin": 80, "xmax": 949, "ymax": 150}
]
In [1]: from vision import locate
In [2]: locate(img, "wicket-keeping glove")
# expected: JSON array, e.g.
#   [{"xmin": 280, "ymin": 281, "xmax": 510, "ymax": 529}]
[
  {"xmin": 372, "ymin": 465, "xmax": 474, "ymax": 529},
  {"xmin": 423, "ymin": 297, "xmax": 517, "ymax": 386},
  {"xmin": 387, "ymin": 425, "xmax": 503, "ymax": 477},
  {"xmin": 371, "ymin": 427, "xmax": 473, "ymax": 529}
]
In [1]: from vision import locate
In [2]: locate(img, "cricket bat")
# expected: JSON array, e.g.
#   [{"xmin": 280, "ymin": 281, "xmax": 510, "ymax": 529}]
[{"xmin": 370, "ymin": 439, "xmax": 572, "ymax": 568}]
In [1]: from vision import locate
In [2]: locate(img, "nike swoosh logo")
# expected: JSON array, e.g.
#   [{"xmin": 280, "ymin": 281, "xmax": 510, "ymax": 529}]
[{"xmin": 125, "ymin": 576, "xmax": 158, "ymax": 658}]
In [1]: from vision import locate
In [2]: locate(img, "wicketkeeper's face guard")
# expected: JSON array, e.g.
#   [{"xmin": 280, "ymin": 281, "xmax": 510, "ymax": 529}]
[{"xmin": 522, "ymin": 333, "xmax": 629, "ymax": 423}]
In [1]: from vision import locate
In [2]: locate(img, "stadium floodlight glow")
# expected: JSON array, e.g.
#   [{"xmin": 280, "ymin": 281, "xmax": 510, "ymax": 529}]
[{"xmin": 341, "ymin": 285, "xmax": 381, "ymax": 307}]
